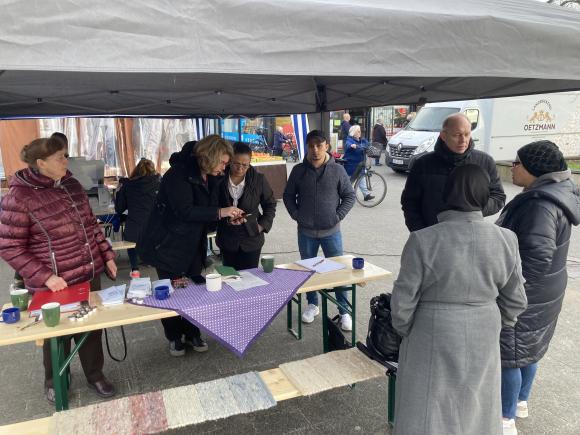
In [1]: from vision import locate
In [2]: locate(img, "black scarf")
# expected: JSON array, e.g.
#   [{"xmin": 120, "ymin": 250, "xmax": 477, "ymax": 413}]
[
  {"xmin": 434, "ymin": 137, "xmax": 474, "ymax": 166},
  {"xmin": 443, "ymin": 164, "xmax": 490, "ymax": 212}
]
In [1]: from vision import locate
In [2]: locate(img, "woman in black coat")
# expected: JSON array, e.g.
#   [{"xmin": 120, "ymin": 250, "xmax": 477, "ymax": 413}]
[
  {"xmin": 139, "ymin": 136, "xmax": 243, "ymax": 357},
  {"xmin": 496, "ymin": 141, "xmax": 580, "ymax": 432},
  {"xmin": 216, "ymin": 142, "xmax": 277, "ymax": 270},
  {"xmin": 115, "ymin": 158, "xmax": 160, "ymax": 278}
]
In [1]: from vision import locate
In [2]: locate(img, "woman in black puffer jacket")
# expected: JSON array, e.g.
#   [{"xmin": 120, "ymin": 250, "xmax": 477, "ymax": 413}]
[
  {"xmin": 115, "ymin": 158, "xmax": 160, "ymax": 278},
  {"xmin": 497, "ymin": 141, "xmax": 580, "ymax": 430}
]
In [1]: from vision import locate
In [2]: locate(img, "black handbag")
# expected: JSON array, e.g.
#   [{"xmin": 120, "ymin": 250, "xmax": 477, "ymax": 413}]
[
  {"xmin": 366, "ymin": 142, "xmax": 383, "ymax": 158},
  {"xmin": 365, "ymin": 293, "xmax": 401, "ymax": 362}
]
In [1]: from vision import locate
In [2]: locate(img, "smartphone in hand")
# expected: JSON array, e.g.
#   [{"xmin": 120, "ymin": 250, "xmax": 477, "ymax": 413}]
[{"xmin": 229, "ymin": 213, "xmax": 252, "ymax": 224}]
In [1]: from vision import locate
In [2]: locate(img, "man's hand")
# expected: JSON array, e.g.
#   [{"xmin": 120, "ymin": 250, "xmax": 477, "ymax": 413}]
[
  {"xmin": 45, "ymin": 275, "xmax": 67, "ymax": 292},
  {"xmin": 351, "ymin": 143, "xmax": 357, "ymax": 149}
]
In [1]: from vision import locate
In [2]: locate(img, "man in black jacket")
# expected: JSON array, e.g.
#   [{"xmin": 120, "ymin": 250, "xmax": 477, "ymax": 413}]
[
  {"xmin": 340, "ymin": 113, "xmax": 351, "ymax": 145},
  {"xmin": 401, "ymin": 113, "xmax": 505, "ymax": 232},
  {"xmin": 371, "ymin": 118, "xmax": 387, "ymax": 166}
]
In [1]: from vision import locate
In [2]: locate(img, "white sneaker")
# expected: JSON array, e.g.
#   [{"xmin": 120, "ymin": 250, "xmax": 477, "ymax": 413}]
[
  {"xmin": 340, "ymin": 313, "xmax": 352, "ymax": 331},
  {"xmin": 503, "ymin": 418, "xmax": 517, "ymax": 435},
  {"xmin": 302, "ymin": 304, "xmax": 320, "ymax": 323},
  {"xmin": 516, "ymin": 401, "xmax": 528, "ymax": 418}
]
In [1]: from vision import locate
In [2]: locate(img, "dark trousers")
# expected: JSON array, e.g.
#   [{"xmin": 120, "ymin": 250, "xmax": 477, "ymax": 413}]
[
  {"xmin": 221, "ymin": 247, "xmax": 262, "ymax": 270},
  {"xmin": 156, "ymin": 268, "xmax": 202, "ymax": 342},
  {"xmin": 43, "ymin": 277, "xmax": 104, "ymax": 386},
  {"xmin": 127, "ymin": 248, "xmax": 139, "ymax": 271}
]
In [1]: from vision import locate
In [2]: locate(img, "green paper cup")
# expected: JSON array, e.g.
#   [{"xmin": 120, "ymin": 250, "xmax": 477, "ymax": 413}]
[
  {"xmin": 261, "ymin": 255, "xmax": 275, "ymax": 273},
  {"xmin": 10, "ymin": 289, "xmax": 30, "ymax": 312},
  {"xmin": 42, "ymin": 302, "xmax": 61, "ymax": 327}
]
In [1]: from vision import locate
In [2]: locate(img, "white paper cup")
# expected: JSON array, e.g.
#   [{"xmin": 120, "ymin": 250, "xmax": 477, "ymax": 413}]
[{"xmin": 206, "ymin": 273, "xmax": 222, "ymax": 292}]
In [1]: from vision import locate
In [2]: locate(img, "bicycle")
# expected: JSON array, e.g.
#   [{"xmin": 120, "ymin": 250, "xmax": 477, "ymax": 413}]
[
  {"xmin": 338, "ymin": 147, "xmax": 387, "ymax": 208},
  {"xmin": 248, "ymin": 128, "xmax": 271, "ymax": 154},
  {"xmin": 282, "ymin": 133, "xmax": 299, "ymax": 162}
]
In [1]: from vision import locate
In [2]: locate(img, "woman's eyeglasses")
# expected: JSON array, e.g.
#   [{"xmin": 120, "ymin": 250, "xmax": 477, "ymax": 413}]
[
  {"xmin": 512, "ymin": 161, "xmax": 521, "ymax": 168},
  {"xmin": 231, "ymin": 162, "xmax": 250, "ymax": 169}
]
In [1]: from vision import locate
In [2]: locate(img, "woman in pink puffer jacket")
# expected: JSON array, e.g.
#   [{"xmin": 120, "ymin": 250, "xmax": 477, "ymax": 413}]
[{"xmin": 0, "ymin": 135, "xmax": 117, "ymax": 403}]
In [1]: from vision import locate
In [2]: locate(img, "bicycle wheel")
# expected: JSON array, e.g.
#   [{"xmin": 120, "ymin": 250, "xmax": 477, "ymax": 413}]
[
  {"xmin": 354, "ymin": 170, "xmax": 387, "ymax": 207},
  {"xmin": 249, "ymin": 139, "xmax": 267, "ymax": 154}
]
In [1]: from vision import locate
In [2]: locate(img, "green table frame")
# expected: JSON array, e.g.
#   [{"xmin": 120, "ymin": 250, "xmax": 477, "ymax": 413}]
[
  {"xmin": 287, "ymin": 285, "xmax": 357, "ymax": 347},
  {"xmin": 50, "ymin": 333, "xmax": 90, "ymax": 411}
]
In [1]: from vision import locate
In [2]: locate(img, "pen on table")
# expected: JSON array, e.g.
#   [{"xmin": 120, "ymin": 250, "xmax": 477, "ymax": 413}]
[{"xmin": 312, "ymin": 258, "xmax": 325, "ymax": 267}]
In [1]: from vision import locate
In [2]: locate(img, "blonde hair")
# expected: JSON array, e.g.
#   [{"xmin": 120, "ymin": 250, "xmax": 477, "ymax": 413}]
[
  {"xmin": 20, "ymin": 137, "xmax": 67, "ymax": 169},
  {"xmin": 348, "ymin": 125, "xmax": 361, "ymax": 137},
  {"xmin": 130, "ymin": 158, "xmax": 156, "ymax": 179},
  {"xmin": 194, "ymin": 135, "xmax": 234, "ymax": 174}
]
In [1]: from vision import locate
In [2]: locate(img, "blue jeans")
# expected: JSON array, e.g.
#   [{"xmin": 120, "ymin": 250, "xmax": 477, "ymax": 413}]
[
  {"xmin": 358, "ymin": 176, "xmax": 370, "ymax": 196},
  {"xmin": 501, "ymin": 363, "xmax": 538, "ymax": 419},
  {"xmin": 297, "ymin": 230, "xmax": 350, "ymax": 315}
]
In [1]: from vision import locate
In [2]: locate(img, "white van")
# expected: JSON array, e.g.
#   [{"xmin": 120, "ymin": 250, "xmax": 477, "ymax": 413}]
[{"xmin": 386, "ymin": 92, "xmax": 580, "ymax": 172}]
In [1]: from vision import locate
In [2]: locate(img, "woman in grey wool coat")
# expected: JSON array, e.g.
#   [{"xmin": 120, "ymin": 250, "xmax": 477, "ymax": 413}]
[{"xmin": 391, "ymin": 164, "xmax": 527, "ymax": 435}]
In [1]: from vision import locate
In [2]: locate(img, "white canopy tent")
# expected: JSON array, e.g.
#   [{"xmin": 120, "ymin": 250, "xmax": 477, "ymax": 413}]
[{"xmin": 0, "ymin": 0, "xmax": 580, "ymax": 118}]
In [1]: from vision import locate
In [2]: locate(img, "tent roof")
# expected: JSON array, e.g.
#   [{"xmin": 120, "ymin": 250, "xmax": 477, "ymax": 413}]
[{"xmin": 1, "ymin": 0, "xmax": 580, "ymax": 117}]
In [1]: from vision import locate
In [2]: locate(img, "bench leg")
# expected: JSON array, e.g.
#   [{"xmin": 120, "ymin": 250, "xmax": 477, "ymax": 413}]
[
  {"xmin": 286, "ymin": 293, "xmax": 302, "ymax": 340},
  {"xmin": 321, "ymin": 293, "xmax": 329, "ymax": 352}
]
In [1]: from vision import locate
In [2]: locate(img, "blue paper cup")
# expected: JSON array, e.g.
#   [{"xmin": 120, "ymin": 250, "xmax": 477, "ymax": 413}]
[
  {"xmin": 154, "ymin": 285, "xmax": 170, "ymax": 300},
  {"xmin": 352, "ymin": 257, "xmax": 365, "ymax": 270}
]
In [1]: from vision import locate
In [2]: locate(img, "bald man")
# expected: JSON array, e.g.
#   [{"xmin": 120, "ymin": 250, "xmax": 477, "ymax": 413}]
[{"xmin": 401, "ymin": 113, "xmax": 505, "ymax": 231}]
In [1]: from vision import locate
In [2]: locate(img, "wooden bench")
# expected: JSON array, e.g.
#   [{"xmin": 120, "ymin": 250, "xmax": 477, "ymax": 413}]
[{"xmin": 0, "ymin": 348, "xmax": 387, "ymax": 435}]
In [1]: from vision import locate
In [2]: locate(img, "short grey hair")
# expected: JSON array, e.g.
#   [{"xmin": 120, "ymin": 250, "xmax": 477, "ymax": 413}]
[
  {"xmin": 348, "ymin": 125, "xmax": 361, "ymax": 137},
  {"xmin": 442, "ymin": 113, "xmax": 471, "ymax": 131}
]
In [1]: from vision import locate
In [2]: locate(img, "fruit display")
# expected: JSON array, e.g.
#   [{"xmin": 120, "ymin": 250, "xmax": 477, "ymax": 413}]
[{"xmin": 251, "ymin": 153, "xmax": 284, "ymax": 163}]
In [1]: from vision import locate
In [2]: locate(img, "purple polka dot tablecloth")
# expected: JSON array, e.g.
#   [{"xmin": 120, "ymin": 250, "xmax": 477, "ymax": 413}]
[{"xmin": 137, "ymin": 268, "xmax": 313, "ymax": 357}]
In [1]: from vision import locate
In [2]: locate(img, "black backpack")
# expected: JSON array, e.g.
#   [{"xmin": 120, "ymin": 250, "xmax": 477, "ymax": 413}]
[
  {"xmin": 327, "ymin": 315, "xmax": 351, "ymax": 351},
  {"xmin": 365, "ymin": 293, "xmax": 401, "ymax": 362}
]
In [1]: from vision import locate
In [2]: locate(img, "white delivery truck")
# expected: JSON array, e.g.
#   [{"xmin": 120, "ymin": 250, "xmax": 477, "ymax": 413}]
[{"xmin": 386, "ymin": 91, "xmax": 580, "ymax": 172}]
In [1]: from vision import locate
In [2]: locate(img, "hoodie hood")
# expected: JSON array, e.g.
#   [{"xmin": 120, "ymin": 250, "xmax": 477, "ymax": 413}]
[
  {"xmin": 169, "ymin": 140, "xmax": 197, "ymax": 167},
  {"xmin": 508, "ymin": 172, "xmax": 580, "ymax": 226},
  {"xmin": 10, "ymin": 168, "xmax": 74, "ymax": 189}
]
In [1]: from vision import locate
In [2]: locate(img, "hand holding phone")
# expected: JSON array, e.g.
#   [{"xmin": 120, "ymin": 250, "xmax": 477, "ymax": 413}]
[{"xmin": 229, "ymin": 212, "xmax": 252, "ymax": 225}]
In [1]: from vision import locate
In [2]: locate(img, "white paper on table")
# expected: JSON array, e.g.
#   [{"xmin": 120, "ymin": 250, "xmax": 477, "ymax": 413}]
[
  {"xmin": 226, "ymin": 271, "xmax": 269, "ymax": 291},
  {"xmin": 127, "ymin": 277, "xmax": 151, "ymax": 298},
  {"xmin": 97, "ymin": 284, "xmax": 126, "ymax": 305},
  {"xmin": 295, "ymin": 257, "xmax": 346, "ymax": 274},
  {"xmin": 152, "ymin": 279, "xmax": 176, "ymax": 294}
]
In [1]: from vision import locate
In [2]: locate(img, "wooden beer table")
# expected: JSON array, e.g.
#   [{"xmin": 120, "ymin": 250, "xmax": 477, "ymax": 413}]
[{"xmin": 0, "ymin": 255, "xmax": 391, "ymax": 414}]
